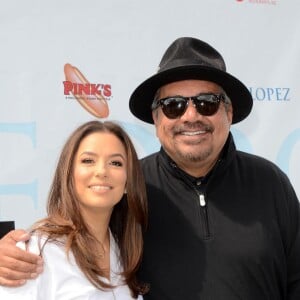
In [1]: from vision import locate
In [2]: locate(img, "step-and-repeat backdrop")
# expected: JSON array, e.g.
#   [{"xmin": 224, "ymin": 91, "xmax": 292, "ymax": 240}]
[{"xmin": 0, "ymin": 0, "xmax": 299, "ymax": 229}]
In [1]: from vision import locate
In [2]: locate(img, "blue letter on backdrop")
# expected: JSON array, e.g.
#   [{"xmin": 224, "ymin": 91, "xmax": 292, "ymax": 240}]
[{"xmin": 0, "ymin": 123, "xmax": 38, "ymax": 213}]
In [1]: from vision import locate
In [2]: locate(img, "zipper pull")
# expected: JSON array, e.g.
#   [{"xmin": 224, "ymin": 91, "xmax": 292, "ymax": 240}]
[{"xmin": 199, "ymin": 194, "xmax": 206, "ymax": 207}]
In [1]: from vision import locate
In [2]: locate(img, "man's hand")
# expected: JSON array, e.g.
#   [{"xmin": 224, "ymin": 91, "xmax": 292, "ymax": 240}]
[{"xmin": 0, "ymin": 229, "xmax": 43, "ymax": 287}]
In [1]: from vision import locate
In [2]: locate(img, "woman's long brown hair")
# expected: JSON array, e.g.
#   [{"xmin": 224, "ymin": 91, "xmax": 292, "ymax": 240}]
[{"xmin": 32, "ymin": 121, "xmax": 148, "ymax": 297}]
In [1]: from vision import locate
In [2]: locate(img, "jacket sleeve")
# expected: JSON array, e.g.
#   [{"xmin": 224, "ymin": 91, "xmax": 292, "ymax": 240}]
[{"xmin": 284, "ymin": 177, "xmax": 300, "ymax": 299}]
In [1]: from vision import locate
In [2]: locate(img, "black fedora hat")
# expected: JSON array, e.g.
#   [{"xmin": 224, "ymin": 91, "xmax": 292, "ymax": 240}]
[{"xmin": 129, "ymin": 37, "xmax": 253, "ymax": 124}]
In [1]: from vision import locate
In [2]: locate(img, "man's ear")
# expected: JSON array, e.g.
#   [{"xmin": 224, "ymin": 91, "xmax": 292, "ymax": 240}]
[
  {"xmin": 228, "ymin": 104, "xmax": 233, "ymax": 124},
  {"xmin": 152, "ymin": 110, "xmax": 158, "ymax": 123}
]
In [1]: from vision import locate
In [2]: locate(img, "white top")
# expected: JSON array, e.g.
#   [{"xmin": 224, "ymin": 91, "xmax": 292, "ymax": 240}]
[{"xmin": 0, "ymin": 232, "xmax": 143, "ymax": 300}]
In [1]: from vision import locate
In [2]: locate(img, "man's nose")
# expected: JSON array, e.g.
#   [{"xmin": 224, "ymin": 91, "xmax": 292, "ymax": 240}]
[{"xmin": 181, "ymin": 99, "xmax": 200, "ymax": 120}]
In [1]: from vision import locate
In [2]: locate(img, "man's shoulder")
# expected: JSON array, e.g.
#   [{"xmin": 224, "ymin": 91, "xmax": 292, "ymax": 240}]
[
  {"xmin": 236, "ymin": 150, "xmax": 277, "ymax": 166},
  {"xmin": 139, "ymin": 151, "xmax": 162, "ymax": 178},
  {"xmin": 139, "ymin": 151, "xmax": 160, "ymax": 164},
  {"xmin": 235, "ymin": 150, "xmax": 288, "ymax": 179}
]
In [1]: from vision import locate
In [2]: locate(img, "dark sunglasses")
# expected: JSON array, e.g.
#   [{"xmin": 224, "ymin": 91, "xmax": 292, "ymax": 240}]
[{"xmin": 151, "ymin": 93, "xmax": 227, "ymax": 119}]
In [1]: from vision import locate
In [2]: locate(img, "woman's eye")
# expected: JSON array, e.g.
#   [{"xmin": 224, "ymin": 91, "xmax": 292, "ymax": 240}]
[
  {"xmin": 81, "ymin": 158, "xmax": 94, "ymax": 164},
  {"xmin": 110, "ymin": 160, "xmax": 123, "ymax": 167}
]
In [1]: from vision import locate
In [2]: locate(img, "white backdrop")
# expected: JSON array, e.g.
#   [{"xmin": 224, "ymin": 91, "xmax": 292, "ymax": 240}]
[{"xmin": 0, "ymin": 0, "xmax": 299, "ymax": 229}]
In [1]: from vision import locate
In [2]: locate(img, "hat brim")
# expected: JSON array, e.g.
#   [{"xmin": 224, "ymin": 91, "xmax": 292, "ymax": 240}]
[{"xmin": 129, "ymin": 65, "xmax": 253, "ymax": 124}]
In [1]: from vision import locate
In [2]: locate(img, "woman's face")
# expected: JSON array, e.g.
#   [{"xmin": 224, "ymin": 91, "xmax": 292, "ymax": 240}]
[{"xmin": 73, "ymin": 131, "xmax": 127, "ymax": 217}]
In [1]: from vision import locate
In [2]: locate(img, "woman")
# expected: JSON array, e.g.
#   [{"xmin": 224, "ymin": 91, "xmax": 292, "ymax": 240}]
[{"xmin": 0, "ymin": 120, "xmax": 148, "ymax": 299}]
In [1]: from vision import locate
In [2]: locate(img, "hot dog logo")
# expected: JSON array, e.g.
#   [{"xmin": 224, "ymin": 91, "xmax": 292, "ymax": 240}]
[{"xmin": 63, "ymin": 63, "xmax": 110, "ymax": 118}]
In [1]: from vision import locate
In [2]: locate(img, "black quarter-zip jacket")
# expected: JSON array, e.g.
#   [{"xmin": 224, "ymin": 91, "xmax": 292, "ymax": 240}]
[{"xmin": 138, "ymin": 133, "xmax": 300, "ymax": 300}]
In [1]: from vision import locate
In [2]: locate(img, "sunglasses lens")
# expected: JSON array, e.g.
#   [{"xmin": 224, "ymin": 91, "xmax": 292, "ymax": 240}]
[
  {"xmin": 194, "ymin": 95, "xmax": 220, "ymax": 116},
  {"xmin": 156, "ymin": 94, "xmax": 224, "ymax": 118},
  {"xmin": 161, "ymin": 98, "xmax": 187, "ymax": 118}
]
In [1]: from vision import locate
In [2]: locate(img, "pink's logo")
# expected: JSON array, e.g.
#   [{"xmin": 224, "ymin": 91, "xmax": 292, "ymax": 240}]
[{"xmin": 63, "ymin": 63, "xmax": 110, "ymax": 118}]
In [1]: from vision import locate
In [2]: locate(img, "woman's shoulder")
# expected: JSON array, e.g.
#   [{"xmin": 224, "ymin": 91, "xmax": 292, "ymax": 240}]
[{"xmin": 17, "ymin": 232, "xmax": 65, "ymax": 257}]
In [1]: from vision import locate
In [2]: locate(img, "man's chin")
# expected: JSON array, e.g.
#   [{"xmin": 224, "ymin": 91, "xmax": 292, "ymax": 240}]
[{"xmin": 176, "ymin": 146, "xmax": 212, "ymax": 163}]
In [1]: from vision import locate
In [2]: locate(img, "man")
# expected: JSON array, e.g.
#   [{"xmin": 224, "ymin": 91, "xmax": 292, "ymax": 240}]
[{"xmin": 1, "ymin": 37, "xmax": 300, "ymax": 299}]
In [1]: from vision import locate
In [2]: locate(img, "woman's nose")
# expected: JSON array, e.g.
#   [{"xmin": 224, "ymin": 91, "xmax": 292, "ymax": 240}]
[{"xmin": 95, "ymin": 164, "xmax": 108, "ymax": 178}]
